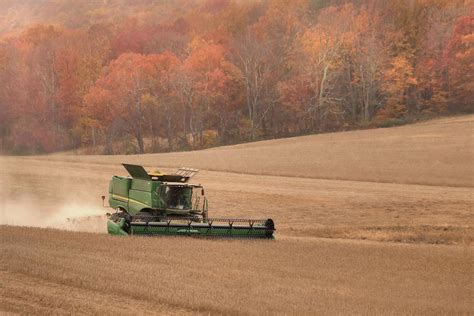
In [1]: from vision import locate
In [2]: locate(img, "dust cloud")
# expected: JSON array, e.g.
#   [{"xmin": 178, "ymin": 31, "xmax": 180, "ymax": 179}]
[
  {"xmin": 0, "ymin": 155, "xmax": 109, "ymax": 233},
  {"xmin": 0, "ymin": 199, "xmax": 107, "ymax": 233},
  {"xmin": 0, "ymin": 161, "xmax": 107, "ymax": 233}
]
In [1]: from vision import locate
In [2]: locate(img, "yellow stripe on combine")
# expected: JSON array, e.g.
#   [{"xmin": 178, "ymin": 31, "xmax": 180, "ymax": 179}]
[
  {"xmin": 112, "ymin": 194, "xmax": 128, "ymax": 202},
  {"xmin": 111, "ymin": 194, "xmax": 151, "ymax": 207}
]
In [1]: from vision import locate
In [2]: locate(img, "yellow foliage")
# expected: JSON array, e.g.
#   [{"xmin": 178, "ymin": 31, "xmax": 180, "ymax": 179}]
[{"xmin": 379, "ymin": 56, "xmax": 417, "ymax": 119}]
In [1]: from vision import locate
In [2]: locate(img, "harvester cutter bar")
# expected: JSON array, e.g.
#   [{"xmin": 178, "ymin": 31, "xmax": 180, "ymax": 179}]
[{"xmin": 128, "ymin": 216, "xmax": 275, "ymax": 238}]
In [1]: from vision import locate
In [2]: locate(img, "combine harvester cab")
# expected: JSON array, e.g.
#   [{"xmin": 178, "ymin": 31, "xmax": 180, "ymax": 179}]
[{"xmin": 106, "ymin": 164, "xmax": 275, "ymax": 239}]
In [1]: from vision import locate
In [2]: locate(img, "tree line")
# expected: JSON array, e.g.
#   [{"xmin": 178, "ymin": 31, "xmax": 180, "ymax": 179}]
[{"xmin": 0, "ymin": 0, "xmax": 472, "ymax": 154}]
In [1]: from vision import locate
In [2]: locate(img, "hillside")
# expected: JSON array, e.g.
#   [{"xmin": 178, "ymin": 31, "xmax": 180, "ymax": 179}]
[
  {"xmin": 1, "ymin": 115, "xmax": 473, "ymax": 314},
  {"xmin": 2, "ymin": 115, "xmax": 472, "ymax": 241},
  {"xmin": 44, "ymin": 115, "xmax": 474, "ymax": 187}
]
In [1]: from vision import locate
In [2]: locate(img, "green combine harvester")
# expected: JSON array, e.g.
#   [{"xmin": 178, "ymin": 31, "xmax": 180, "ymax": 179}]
[{"xmin": 105, "ymin": 164, "xmax": 275, "ymax": 238}]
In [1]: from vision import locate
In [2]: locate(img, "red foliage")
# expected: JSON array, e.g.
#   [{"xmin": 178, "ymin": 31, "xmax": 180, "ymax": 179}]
[{"xmin": 0, "ymin": 0, "xmax": 471, "ymax": 153}]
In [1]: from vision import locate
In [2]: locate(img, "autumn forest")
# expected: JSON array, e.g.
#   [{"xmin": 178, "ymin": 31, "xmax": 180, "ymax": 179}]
[{"xmin": 0, "ymin": 0, "xmax": 472, "ymax": 154}]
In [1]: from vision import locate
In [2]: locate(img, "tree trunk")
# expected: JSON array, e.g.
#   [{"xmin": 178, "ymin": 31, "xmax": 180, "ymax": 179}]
[
  {"xmin": 92, "ymin": 127, "xmax": 96, "ymax": 147},
  {"xmin": 318, "ymin": 65, "xmax": 329, "ymax": 131},
  {"xmin": 135, "ymin": 125, "xmax": 144, "ymax": 154},
  {"xmin": 348, "ymin": 66, "xmax": 356, "ymax": 122},
  {"xmin": 166, "ymin": 107, "xmax": 174, "ymax": 151}
]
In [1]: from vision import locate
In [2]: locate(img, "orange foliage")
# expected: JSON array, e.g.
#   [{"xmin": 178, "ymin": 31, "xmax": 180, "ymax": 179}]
[
  {"xmin": 444, "ymin": 10, "xmax": 474, "ymax": 112},
  {"xmin": 378, "ymin": 56, "xmax": 417, "ymax": 119},
  {"xmin": 0, "ymin": 0, "xmax": 471, "ymax": 154}
]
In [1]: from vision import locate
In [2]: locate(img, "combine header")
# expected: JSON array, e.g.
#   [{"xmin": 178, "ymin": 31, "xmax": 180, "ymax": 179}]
[{"xmin": 105, "ymin": 164, "xmax": 275, "ymax": 238}]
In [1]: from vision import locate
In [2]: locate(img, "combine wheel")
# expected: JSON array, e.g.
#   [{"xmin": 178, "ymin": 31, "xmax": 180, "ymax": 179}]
[
  {"xmin": 264, "ymin": 219, "xmax": 275, "ymax": 238},
  {"xmin": 110, "ymin": 208, "xmax": 128, "ymax": 220},
  {"xmin": 109, "ymin": 208, "xmax": 131, "ymax": 233}
]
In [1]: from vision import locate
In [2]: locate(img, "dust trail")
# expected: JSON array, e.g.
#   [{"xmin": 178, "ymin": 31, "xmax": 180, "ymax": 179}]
[
  {"xmin": 0, "ymin": 199, "xmax": 107, "ymax": 233},
  {"xmin": 0, "ymin": 156, "xmax": 108, "ymax": 233}
]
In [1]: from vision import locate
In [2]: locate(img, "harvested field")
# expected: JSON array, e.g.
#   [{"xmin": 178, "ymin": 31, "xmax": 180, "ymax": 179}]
[
  {"xmin": 1, "ymin": 115, "xmax": 473, "ymax": 314},
  {"xmin": 1, "ymin": 226, "xmax": 473, "ymax": 314}
]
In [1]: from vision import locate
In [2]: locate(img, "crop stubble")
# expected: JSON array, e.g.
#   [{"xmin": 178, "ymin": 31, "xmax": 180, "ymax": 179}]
[{"xmin": 1, "ymin": 115, "xmax": 473, "ymax": 314}]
